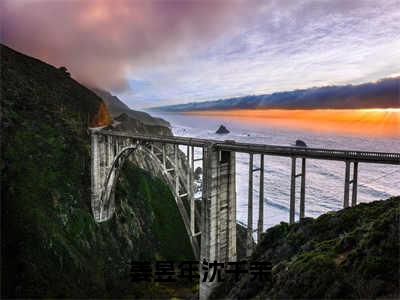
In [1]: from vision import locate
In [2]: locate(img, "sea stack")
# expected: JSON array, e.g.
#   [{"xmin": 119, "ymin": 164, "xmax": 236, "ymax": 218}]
[
  {"xmin": 216, "ymin": 125, "xmax": 230, "ymax": 134},
  {"xmin": 295, "ymin": 139, "xmax": 307, "ymax": 147}
]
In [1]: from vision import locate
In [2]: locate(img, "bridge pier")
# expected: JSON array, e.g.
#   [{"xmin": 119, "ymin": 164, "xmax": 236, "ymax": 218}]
[
  {"xmin": 202, "ymin": 145, "xmax": 237, "ymax": 261},
  {"xmin": 200, "ymin": 145, "xmax": 237, "ymax": 299},
  {"xmin": 187, "ymin": 146, "xmax": 195, "ymax": 236},
  {"xmin": 344, "ymin": 161, "xmax": 358, "ymax": 208},
  {"xmin": 289, "ymin": 157, "xmax": 307, "ymax": 224},
  {"xmin": 257, "ymin": 154, "xmax": 265, "ymax": 242},
  {"xmin": 91, "ymin": 132, "xmax": 135, "ymax": 222},
  {"xmin": 290, "ymin": 157, "xmax": 296, "ymax": 224},
  {"xmin": 91, "ymin": 132, "xmax": 101, "ymax": 220},
  {"xmin": 352, "ymin": 162, "xmax": 358, "ymax": 207},
  {"xmin": 247, "ymin": 154, "xmax": 266, "ymax": 255},
  {"xmin": 300, "ymin": 158, "xmax": 306, "ymax": 219},
  {"xmin": 247, "ymin": 153, "xmax": 254, "ymax": 257},
  {"xmin": 89, "ymin": 130, "xmax": 399, "ymax": 300}
]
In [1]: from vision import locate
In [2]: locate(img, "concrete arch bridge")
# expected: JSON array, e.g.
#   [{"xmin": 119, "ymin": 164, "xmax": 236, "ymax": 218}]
[{"xmin": 90, "ymin": 128, "xmax": 400, "ymax": 298}]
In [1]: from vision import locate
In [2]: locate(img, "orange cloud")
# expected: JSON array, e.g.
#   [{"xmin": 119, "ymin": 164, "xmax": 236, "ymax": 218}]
[{"xmin": 1, "ymin": 0, "xmax": 253, "ymax": 92}]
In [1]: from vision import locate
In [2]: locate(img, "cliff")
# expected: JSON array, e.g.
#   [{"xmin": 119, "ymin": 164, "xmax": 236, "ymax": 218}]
[
  {"xmin": 1, "ymin": 44, "xmax": 193, "ymax": 298},
  {"xmin": 91, "ymin": 88, "xmax": 171, "ymax": 133},
  {"xmin": 212, "ymin": 197, "xmax": 399, "ymax": 299}
]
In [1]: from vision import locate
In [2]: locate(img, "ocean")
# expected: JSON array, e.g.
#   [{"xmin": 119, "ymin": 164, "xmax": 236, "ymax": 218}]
[{"xmin": 148, "ymin": 110, "xmax": 400, "ymax": 233}]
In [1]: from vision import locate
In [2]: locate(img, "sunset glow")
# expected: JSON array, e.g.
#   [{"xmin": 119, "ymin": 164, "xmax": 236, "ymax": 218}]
[
  {"xmin": 2, "ymin": 0, "xmax": 400, "ymax": 108},
  {"xmin": 186, "ymin": 109, "xmax": 400, "ymax": 137}
]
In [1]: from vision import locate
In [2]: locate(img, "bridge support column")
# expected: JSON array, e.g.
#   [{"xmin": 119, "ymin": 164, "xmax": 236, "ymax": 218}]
[
  {"xmin": 344, "ymin": 161, "xmax": 350, "ymax": 208},
  {"xmin": 247, "ymin": 153, "xmax": 254, "ymax": 256},
  {"xmin": 91, "ymin": 132, "xmax": 102, "ymax": 221},
  {"xmin": 290, "ymin": 157, "xmax": 306, "ymax": 224},
  {"xmin": 200, "ymin": 145, "xmax": 237, "ymax": 299},
  {"xmin": 344, "ymin": 161, "xmax": 359, "ymax": 208},
  {"xmin": 162, "ymin": 143, "xmax": 166, "ymax": 167},
  {"xmin": 174, "ymin": 144, "xmax": 179, "ymax": 196},
  {"xmin": 300, "ymin": 158, "xmax": 306, "ymax": 219},
  {"xmin": 257, "ymin": 155, "xmax": 264, "ymax": 242},
  {"xmin": 90, "ymin": 131, "xmax": 121, "ymax": 222},
  {"xmin": 91, "ymin": 131, "xmax": 139, "ymax": 223},
  {"xmin": 289, "ymin": 157, "xmax": 296, "ymax": 224},
  {"xmin": 351, "ymin": 162, "xmax": 358, "ymax": 207},
  {"xmin": 187, "ymin": 146, "xmax": 195, "ymax": 236}
]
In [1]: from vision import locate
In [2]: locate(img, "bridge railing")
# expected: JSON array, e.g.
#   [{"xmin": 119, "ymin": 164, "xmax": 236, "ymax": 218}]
[
  {"xmin": 91, "ymin": 128, "xmax": 400, "ymax": 268},
  {"xmin": 94, "ymin": 130, "xmax": 400, "ymax": 164}
]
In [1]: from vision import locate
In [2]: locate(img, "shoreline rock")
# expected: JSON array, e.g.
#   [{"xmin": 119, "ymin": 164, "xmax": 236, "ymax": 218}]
[{"xmin": 216, "ymin": 125, "xmax": 230, "ymax": 134}]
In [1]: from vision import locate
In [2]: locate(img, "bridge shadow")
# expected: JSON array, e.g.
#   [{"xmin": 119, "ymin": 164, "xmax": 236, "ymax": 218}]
[
  {"xmin": 113, "ymin": 161, "xmax": 196, "ymax": 261},
  {"xmin": 94, "ymin": 139, "xmax": 201, "ymax": 259}
]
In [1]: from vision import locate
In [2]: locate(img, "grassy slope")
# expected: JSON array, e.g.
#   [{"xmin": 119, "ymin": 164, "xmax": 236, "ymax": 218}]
[
  {"xmin": 213, "ymin": 197, "xmax": 399, "ymax": 299},
  {"xmin": 1, "ymin": 44, "xmax": 193, "ymax": 298}
]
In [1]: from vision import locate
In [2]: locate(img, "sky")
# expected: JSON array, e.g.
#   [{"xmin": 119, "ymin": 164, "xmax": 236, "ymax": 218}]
[{"xmin": 1, "ymin": 0, "xmax": 400, "ymax": 109}]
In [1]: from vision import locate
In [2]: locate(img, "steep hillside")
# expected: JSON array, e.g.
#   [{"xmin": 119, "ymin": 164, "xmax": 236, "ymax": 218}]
[
  {"xmin": 212, "ymin": 197, "xmax": 399, "ymax": 299},
  {"xmin": 112, "ymin": 113, "xmax": 172, "ymax": 136},
  {"xmin": 92, "ymin": 88, "xmax": 171, "ymax": 128},
  {"xmin": 91, "ymin": 88, "xmax": 172, "ymax": 136},
  {"xmin": 1, "ymin": 44, "xmax": 193, "ymax": 298},
  {"xmin": 151, "ymin": 77, "xmax": 400, "ymax": 111}
]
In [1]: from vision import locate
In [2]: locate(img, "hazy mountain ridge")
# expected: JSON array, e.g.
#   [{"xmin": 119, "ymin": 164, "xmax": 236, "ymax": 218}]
[{"xmin": 151, "ymin": 77, "xmax": 400, "ymax": 111}]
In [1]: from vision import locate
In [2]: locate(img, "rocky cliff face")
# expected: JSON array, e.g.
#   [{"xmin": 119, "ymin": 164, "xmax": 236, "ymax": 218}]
[
  {"xmin": 212, "ymin": 197, "xmax": 399, "ymax": 299},
  {"xmin": 113, "ymin": 113, "xmax": 172, "ymax": 136},
  {"xmin": 1, "ymin": 44, "xmax": 193, "ymax": 298},
  {"xmin": 91, "ymin": 88, "xmax": 171, "ymax": 133}
]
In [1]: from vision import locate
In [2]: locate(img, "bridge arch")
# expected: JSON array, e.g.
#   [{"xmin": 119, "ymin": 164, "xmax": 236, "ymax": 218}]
[
  {"xmin": 91, "ymin": 129, "xmax": 241, "ymax": 298},
  {"xmin": 91, "ymin": 128, "xmax": 400, "ymax": 299},
  {"xmin": 92, "ymin": 137, "xmax": 200, "ymax": 258}
]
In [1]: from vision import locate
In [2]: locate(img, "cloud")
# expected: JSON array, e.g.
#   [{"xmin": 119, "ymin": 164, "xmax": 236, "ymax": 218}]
[
  {"xmin": 118, "ymin": 0, "xmax": 400, "ymax": 108},
  {"xmin": 1, "ymin": 0, "xmax": 400, "ymax": 108},
  {"xmin": 1, "ymin": 0, "xmax": 254, "ymax": 91}
]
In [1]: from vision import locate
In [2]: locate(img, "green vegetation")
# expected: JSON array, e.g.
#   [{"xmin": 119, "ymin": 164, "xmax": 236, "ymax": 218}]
[
  {"xmin": 1, "ymin": 44, "xmax": 193, "ymax": 298},
  {"xmin": 3, "ymin": 43, "xmax": 398, "ymax": 299},
  {"xmin": 115, "ymin": 163, "xmax": 194, "ymax": 262},
  {"xmin": 212, "ymin": 197, "xmax": 399, "ymax": 299}
]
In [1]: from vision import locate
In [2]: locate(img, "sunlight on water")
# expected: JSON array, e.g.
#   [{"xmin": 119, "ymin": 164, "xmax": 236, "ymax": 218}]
[
  {"xmin": 149, "ymin": 109, "xmax": 400, "ymax": 234},
  {"xmin": 186, "ymin": 108, "xmax": 400, "ymax": 137}
]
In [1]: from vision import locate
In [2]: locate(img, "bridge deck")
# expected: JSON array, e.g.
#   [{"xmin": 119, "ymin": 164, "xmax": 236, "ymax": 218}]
[{"xmin": 94, "ymin": 130, "xmax": 400, "ymax": 164}]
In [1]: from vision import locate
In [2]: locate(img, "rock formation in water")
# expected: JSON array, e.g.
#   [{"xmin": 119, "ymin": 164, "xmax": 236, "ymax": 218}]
[
  {"xmin": 295, "ymin": 139, "xmax": 307, "ymax": 147},
  {"xmin": 216, "ymin": 124, "xmax": 230, "ymax": 134}
]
